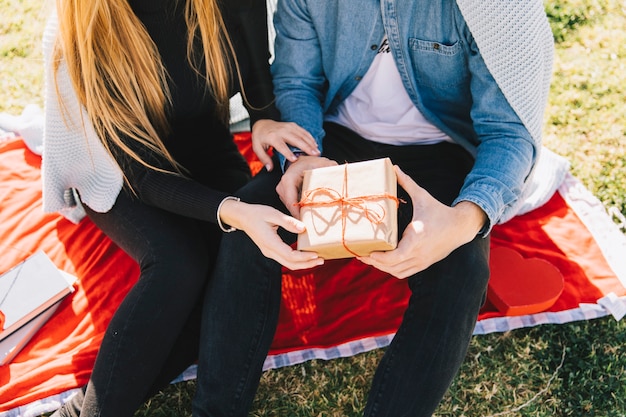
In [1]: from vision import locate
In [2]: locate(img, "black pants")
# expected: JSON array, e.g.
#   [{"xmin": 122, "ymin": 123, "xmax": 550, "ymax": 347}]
[
  {"xmin": 192, "ymin": 122, "xmax": 491, "ymax": 417},
  {"xmin": 54, "ymin": 162, "xmax": 248, "ymax": 417}
]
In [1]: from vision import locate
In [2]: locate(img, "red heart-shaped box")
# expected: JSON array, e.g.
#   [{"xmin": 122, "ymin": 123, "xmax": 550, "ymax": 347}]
[{"xmin": 488, "ymin": 247, "xmax": 564, "ymax": 316}]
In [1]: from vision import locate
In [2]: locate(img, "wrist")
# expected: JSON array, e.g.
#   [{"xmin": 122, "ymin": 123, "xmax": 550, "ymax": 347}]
[
  {"xmin": 454, "ymin": 201, "xmax": 487, "ymax": 239},
  {"xmin": 217, "ymin": 196, "xmax": 241, "ymax": 232},
  {"xmin": 283, "ymin": 150, "xmax": 306, "ymax": 171}
]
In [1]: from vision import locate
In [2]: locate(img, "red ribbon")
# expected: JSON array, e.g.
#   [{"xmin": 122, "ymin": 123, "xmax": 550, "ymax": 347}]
[{"xmin": 297, "ymin": 163, "xmax": 401, "ymax": 256}]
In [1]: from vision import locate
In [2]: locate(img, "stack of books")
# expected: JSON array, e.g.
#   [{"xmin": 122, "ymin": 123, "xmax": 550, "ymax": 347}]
[{"xmin": 0, "ymin": 251, "xmax": 76, "ymax": 366}]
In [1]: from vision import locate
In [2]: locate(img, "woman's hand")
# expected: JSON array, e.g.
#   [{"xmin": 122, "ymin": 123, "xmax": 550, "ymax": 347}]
[
  {"xmin": 218, "ymin": 198, "xmax": 324, "ymax": 270},
  {"xmin": 251, "ymin": 119, "xmax": 320, "ymax": 171},
  {"xmin": 358, "ymin": 166, "xmax": 487, "ymax": 279}
]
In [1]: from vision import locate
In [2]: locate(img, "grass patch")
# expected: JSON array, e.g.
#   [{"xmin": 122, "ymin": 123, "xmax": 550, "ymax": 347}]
[
  {"xmin": 0, "ymin": 0, "xmax": 49, "ymax": 114},
  {"xmin": 545, "ymin": 2, "xmax": 626, "ymax": 215},
  {"xmin": 3, "ymin": 0, "xmax": 625, "ymax": 416},
  {"xmin": 545, "ymin": 0, "xmax": 611, "ymax": 42}
]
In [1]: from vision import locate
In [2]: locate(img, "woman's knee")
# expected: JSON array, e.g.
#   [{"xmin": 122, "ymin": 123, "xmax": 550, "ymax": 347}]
[{"xmin": 137, "ymin": 226, "xmax": 218, "ymax": 291}]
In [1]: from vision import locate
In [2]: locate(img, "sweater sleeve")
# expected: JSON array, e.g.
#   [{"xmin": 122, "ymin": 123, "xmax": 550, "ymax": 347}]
[
  {"xmin": 131, "ymin": 171, "xmax": 230, "ymax": 224},
  {"xmin": 113, "ymin": 141, "xmax": 234, "ymax": 224},
  {"xmin": 41, "ymin": 12, "xmax": 124, "ymax": 221}
]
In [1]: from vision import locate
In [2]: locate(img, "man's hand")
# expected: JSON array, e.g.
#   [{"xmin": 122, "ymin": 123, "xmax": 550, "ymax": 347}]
[
  {"xmin": 275, "ymin": 155, "xmax": 337, "ymax": 218},
  {"xmin": 358, "ymin": 166, "xmax": 487, "ymax": 279}
]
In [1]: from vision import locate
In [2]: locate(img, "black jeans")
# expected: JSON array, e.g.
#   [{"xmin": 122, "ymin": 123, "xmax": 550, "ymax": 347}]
[
  {"xmin": 50, "ymin": 143, "xmax": 253, "ymax": 416},
  {"xmin": 193, "ymin": 122, "xmax": 490, "ymax": 417},
  {"xmin": 192, "ymin": 165, "xmax": 287, "ymax": 417},
  {"xmin": 56, "ymin": 190, "xmax": 216, "ymax": 417}
]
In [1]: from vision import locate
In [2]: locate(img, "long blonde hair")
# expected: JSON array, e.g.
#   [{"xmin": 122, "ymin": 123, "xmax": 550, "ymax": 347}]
[{"xmin": 53, "ymin": 0, "xmax": 232, "ymax": 175}]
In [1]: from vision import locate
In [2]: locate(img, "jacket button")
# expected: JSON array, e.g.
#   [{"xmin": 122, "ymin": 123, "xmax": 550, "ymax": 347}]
[
  {"xmin": 355, "ymin": 76, "xmax": 362, "ymax": 81},
  {"xmin": 433, "ymin": 43, "xmax": 440, "ymax": 50},
  {"xmin": 371, "ymin": 44, "xmax": 378, "ymax": 50}
]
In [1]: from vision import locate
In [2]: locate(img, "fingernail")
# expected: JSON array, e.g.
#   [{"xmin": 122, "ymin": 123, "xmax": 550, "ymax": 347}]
[{"xmin": 265, "ymin": 164, "xmax": 272, "ymax": 171}]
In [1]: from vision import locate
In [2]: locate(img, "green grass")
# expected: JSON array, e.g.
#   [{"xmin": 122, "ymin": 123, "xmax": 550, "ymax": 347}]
[
  {"xmin": 0, "ymin": 0, "xmax": 49, "ymax": 115},
  {"xmin": 3, "ymin": 0, "xmax": 625, "ymax": 416}
]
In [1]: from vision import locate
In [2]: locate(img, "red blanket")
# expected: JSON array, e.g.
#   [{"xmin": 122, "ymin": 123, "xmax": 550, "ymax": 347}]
[{"xmin": 1, "ymin": 134, "xmax": 625, "ymax": 414}]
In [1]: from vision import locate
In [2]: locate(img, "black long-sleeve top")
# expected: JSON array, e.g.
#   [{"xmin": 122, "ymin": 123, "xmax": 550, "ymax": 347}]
[{"xmin": 120, "ymin": 0, "xmax": 279, "ymax": 223}]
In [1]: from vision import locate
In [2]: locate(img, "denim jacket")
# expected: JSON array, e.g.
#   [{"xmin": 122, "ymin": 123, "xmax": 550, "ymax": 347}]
[{"xmin": 271, "ymin": 0, "xmax": 543, "ymax": 231}]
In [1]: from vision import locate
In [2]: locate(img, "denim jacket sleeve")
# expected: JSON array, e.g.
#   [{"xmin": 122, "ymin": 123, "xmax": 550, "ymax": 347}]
[
  {"xmin": 271, "ymin": 0, "xmax": 328, "ymax": 169},
  {"xmin": 450, "ymin": 24, "xmax": 537, "ymax": 234}
]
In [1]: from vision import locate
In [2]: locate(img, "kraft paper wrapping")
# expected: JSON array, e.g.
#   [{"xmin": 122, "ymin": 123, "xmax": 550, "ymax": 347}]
[{"xmin": 297, "ymin": 158, "xmax": 399, "ymax": 259}]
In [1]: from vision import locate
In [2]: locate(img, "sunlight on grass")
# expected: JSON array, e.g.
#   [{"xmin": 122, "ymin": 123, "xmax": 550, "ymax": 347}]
[
  {"xmin": 545, "ymin": 8, "xmax": 626, "ymax": 214},
  {"xmin": 0, "ymin": 0, "xmax": 49, "ymax": 114}
]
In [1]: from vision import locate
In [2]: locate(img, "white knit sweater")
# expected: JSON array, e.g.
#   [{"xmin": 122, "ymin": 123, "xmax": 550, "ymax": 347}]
[
  {"xmin": 41, "ymin": 13, "xmax": 123, "ymax": 223},
  {"xmin": 456, "ymin": 0, "xmax": 555, "ymax": 222},
  {"xmin": 456, "ymin": 0, "xmax": 554, "ymax": 149},
  {"xmin": 41, "ymin": 1, "xmax": 554, "ymax": 223}
]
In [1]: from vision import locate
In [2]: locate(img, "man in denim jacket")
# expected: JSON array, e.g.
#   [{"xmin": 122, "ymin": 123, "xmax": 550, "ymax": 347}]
[{"xmin": 204, "ymin": 0, "xmax": 554, "ymax": 415}]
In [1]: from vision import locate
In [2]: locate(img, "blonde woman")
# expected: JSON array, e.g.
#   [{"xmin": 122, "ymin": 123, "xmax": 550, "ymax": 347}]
[{"xmin": 43, "ymin": 0, "xmax": 322, "ymax": 415}]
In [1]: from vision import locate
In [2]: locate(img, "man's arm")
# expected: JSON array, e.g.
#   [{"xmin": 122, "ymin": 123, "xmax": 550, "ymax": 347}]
[
  {"xmin": 452, "ymin": 27, "xmax": 537, "ymax": 234},
  {"xmin": 271, "ymin": 0, "xmax": 328, "ymax": 169}
]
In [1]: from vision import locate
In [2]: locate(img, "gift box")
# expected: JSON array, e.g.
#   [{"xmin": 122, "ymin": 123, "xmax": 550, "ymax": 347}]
[{"xmin": 297, "ymin": 157, "xmax": 399, "ymax": 259}]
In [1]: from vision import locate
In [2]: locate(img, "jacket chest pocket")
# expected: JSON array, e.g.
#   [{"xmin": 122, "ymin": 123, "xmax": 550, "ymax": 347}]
[{"xmin": 408, "ymin": 38, "xmax": 469, "ymax": 88}]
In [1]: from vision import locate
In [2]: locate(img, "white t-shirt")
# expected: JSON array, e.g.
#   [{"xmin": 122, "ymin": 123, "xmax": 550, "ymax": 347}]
[{"xmin": 325, "ymin": 38, "xmax": 453, "ymax": 145}]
